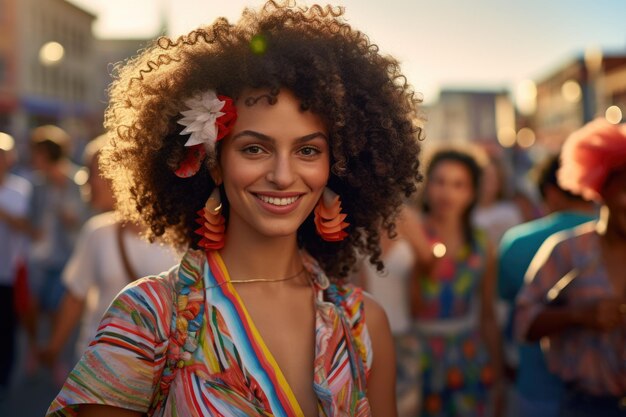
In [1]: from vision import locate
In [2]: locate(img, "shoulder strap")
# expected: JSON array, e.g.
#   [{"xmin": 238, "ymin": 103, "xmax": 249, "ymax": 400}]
[
  {"xmin": 116, "ymin": 223, "xmax": 139, "ymax": 282},
  {"xmin": 544, "ymin": 255, "xmax": 600, "ymax": 305},
  {"xmin": 325, "ymin": 284, "xmax": 370, "ymax": 388}
]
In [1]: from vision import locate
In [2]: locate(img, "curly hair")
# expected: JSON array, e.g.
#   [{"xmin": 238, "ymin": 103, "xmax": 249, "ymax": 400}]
[{"xmin": 100, "ymin": 1, "xmax": 423, "ymax": 280}]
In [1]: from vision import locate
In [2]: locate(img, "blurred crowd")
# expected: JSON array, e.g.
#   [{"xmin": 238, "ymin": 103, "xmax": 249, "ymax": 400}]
[
  {"xmin": 0, "ymin": 125, "xmax": 181, "ymax": 413},
  {"xmin": 0, "ymin": 117, "xmax": 625, "ymax": 417},
  {"xmin": 354, "ymin": 119, "xmax": 625, "ymax": 417}
]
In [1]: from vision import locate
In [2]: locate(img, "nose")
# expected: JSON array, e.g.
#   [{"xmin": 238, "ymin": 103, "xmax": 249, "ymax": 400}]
[{"xmin": 266, "ymin": 152, "xmax": 296, "ymax": 189}]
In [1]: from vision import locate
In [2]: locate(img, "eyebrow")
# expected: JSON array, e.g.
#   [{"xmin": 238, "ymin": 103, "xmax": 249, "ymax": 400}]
[{"xmin": 231, "ymin": 130, "xmax": 328, "ymax": 144}]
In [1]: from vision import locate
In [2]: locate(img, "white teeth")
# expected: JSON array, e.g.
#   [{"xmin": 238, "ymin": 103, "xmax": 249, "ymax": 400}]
[{"xmin": 257, "ymin": 195, "xmax": 299, "ymax": 206}]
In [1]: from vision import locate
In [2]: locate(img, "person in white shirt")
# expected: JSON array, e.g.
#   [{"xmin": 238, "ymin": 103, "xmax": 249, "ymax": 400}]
[
  {"xmin": 0, "ymin": 132, "xmax": 33, "ymax": 392},
  {"xmin": 39, "ymin": 136, "xmax": 180, "ymax": 369}
]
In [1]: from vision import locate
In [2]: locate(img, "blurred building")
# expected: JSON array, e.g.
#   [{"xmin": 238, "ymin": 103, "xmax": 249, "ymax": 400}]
[
  {"xmin": 533, "ymin": 53, "xmax": 626, "ymax": 151},
  {"xmin": 94, "ymin": 38, "xmax": 151, "ymax": 122},
  {"xmin": 424, "ymin": 89, "xmax": 515, "ymax": 152},
  {"xmin": 0, "ymin": 0, "xmax": 99, "ymax": 151},
  {"xmin": 0, "ymin": 0, "xmax": 159, "ymax": 161}
]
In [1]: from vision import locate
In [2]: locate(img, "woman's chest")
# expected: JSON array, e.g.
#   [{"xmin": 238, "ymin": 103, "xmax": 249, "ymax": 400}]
[
  {"xmin": 164, "ymin": 289, "xmax": 365, "ymax": 416},
  {"xmin": 237, "ymin": 286, "xmax": 318, "ymax": 416}
]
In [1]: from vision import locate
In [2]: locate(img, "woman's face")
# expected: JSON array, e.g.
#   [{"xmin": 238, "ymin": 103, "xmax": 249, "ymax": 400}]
[
  {"xmin": 602, "ymin": 167, "xmax": 626, "ymax": 238},
  {"xmin": 88, "ymin": 154, "xmax": 115, "ymax": 212},
  {"xmin": 218, "ymin": 89, "xmax": 330, "ymax": 239},
  {"xmin": 426, "ymin": 160, "xmax": 475, "ymax": 218},
  {"xmin": 480, "ymin": 160, "xmax": 501, "ymax": 204}
]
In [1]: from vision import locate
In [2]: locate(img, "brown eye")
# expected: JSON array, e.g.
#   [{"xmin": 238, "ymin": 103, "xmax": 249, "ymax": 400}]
[
  {"xmin": 243, "ymin": 145, "xmax": 264, "ymax": 155},
  {"xmin": 298, "ymin": 146, "xmax": 320, "ymax": 157}
]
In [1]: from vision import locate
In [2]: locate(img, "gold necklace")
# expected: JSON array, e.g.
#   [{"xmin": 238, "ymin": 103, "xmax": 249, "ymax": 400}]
[{"xmin": 206, "ymin": 267, "xmax": 308, "ymax": 289}]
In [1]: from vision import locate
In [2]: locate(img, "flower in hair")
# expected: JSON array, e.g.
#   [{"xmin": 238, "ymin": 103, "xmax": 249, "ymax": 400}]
[{"xmin": 174, "ymin": 90, "xmax": 237, "ymax": 178}]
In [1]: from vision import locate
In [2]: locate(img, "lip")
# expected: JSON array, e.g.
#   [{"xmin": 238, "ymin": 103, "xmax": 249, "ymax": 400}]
[{"xmin": 251, "ymin": 191, "xmax": 305, "ymax": 215}]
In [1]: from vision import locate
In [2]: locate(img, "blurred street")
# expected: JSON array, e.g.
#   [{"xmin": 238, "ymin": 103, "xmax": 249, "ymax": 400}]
[
  {"xmin": 0, "ymin": 329, "xmax": 77, "ymax": 416},
  {"xmin": 0, "ymin": 1, "xmax": 625, "ymax": 416}
]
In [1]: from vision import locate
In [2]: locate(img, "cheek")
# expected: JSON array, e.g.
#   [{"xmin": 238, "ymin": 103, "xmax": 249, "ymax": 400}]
[
  {"xmin": 304, "ymin": 164, "xmax": 330, "ymax": 190},
  {"xmin": 456, "ymin": 185, "xmax": 474, "ymax": 206},
  {"xmin": 219, "ymin": 150, "xmax": 262, "ymax": 189},
  {"xmin": 426, "ymin": 183, "xmax": 443, "ymax": 201}
]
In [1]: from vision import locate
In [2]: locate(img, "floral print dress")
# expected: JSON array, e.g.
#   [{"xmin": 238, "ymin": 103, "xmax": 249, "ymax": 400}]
[{"xmin": 413, "ymin": 229, "xmax": 494, "ymax": 417}]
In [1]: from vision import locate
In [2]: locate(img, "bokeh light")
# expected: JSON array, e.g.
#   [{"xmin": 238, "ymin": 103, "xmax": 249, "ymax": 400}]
[
  {"xmin": 249, "ymin": 34, "xmax": 267, "ymax": 55},
  {"xmin": 605, "ymin": 105, "xmax": 623, "ymax": 124},
  {"xmin": 73, "ymin": 167, "xmax": 89, "ymax": 186},
  {"xmin": 584, "ymin": 46, "xmax": 603, "ymax": 73},
  {"xmin": 517, "ymin": 127, "xmax": 536, "ymax": 148},
  {"xmin": 0, "ymin": 132, "xmax": 15, "ymax": 151},
  {"xmin": 497, "ymin": 127, "xmax": 517, "ymax": 148},
  {"xmin": 515, "ymin": 79, "xmax": 537, "ymax": 115},
  {"xmin": 432, "ymin": 243, "xmax": 447, "ymax": 258},
  {"xmin": 39, "ymin": 41, "xmax": 65, "ymax": 66},
  {"xmin": 561, "ymin": 80, "xmax": 581, "ymax": 103}
]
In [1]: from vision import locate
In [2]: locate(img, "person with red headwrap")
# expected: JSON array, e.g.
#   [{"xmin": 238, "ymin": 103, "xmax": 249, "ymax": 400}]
[{"xmin": 515, "ymin": 118, "xmax": 626, "ymax": 417}]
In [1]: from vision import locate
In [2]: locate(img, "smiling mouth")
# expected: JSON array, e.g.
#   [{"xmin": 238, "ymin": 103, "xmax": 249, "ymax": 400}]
[{"xmin": 254, "ymin": 194, "xmax": 301, "ymax": 206}]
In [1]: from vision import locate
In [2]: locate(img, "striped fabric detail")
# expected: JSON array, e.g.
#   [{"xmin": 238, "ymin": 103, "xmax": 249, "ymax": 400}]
[
  {"xmin": 205, "ymin": 251, "xmax": 304, "ymax": 416},
  {"xmin": 46, "ymin": 249, "xmax": 372, "ymax": 416}
]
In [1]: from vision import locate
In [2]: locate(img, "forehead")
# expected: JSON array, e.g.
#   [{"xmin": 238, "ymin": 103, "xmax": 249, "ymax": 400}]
[
  {"xmin": 430, "ymin": 159, "xmax": 472, "ymax": 180},
  {"xmin": 232, "ymin": 89, "xmax": 327, "ymax": 137}
]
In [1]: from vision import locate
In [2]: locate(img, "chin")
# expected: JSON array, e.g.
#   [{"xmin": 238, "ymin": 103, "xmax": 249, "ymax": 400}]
[{"xmin": 253, "ymin": 221, "xmax": 302, "ymax": 239}]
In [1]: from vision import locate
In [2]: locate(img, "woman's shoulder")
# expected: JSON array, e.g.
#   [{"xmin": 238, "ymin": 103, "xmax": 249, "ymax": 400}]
[
  {"xmin": 326, "ymin": 282, "xmax": 387, "ymax": 331},
  {"xmin": 326, "ymin": 282, "xmax": 363, "ymax": 308},
  {"xmin": 540, "ymin": 220, "xmax": 596, "ymax": 256},
  {"xmin": 107, "ymin": 265, "xmax": 180, "ymax": 323},
  {"xmin": 326, "ymin": 282, "xmax": 377, "ymax": 372},
  {"xmin": 525, "ymin": 221, "xmax": 597, "ymax": 281},
  {"xmin": 361, "ymin": 291, "xmax": 389, "ymax": 331},
  {"xmin": 78, "ymin": 211, "xmax": 117, "ymax": 237}
]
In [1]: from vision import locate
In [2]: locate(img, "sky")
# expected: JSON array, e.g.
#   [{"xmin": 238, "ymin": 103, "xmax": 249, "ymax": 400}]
[{"xmin": 68, "ymin": 0, "xmax": 626, "ymax": 104}]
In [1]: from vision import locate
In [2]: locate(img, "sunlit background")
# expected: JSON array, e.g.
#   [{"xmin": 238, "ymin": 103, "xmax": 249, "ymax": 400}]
[
  {"xmin": 1, "ymin": 0, "xmax": 625, "ymax": 168},
  {"xmin": 0, "ymin": 0, "xmax": 626, "ymax": 166},
  {"xmin": 1, "ymin": 1, "xmax": 626, "ymax": 414}
]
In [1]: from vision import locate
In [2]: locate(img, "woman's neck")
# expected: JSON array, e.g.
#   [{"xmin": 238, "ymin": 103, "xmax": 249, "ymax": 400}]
[
  {"xmin": 219, "ymin": 221, "xmax": 303, "ymax": 283},
  {"xmin": 597, "ymin": 205, "xmax": 626, "ymax": 248},
  {"xmin": 427, "ymin": 212, "xmax": 464, "ymax": 238}
]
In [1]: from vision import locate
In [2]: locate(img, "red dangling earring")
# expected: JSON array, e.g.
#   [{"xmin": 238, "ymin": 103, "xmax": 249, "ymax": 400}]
[
  {"xmin": 195, "ymin": 187, "xmax": 226, "ymax": 250},
  {"xmin": 314, "ymin": 187, "xmax": 349, "ymax": 242}
]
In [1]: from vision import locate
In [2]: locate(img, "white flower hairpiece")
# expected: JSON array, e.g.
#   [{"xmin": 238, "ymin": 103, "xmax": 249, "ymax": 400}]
[
  {"xmin": 173, "ymin": 90, "xmax": 237, "ymax": 178},
  {"xmin": 177, "ymin": 90, "xmax": 227, "ymax": 152}
]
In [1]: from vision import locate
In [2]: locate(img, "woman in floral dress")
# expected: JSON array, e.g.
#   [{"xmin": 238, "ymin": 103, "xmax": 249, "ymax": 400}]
[{"xmin": 410, "ymin": 148, "xmax": 504, "ymax": 417}]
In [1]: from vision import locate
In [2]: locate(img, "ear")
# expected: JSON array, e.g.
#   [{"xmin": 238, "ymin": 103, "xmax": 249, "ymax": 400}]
[{"xmin": 543, "ymin": 184, "xmax": 563, "ymax": 212}]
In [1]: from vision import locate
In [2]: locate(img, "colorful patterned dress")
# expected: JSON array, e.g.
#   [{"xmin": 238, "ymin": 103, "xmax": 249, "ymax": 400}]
[
  {"xmin": 413, "ymin": 229, "xmax": 494, "ymax": 417},
  {"xmin": 46, "ymin": 249, "xmax": 372, "ymax": 417},
  {"xmin": 515, "ymin": 223, "xmax": 626, "ymax": 398}
]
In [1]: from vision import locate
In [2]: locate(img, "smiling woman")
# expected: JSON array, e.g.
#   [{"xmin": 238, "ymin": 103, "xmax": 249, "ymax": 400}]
[
  {"xmin": 219, "ymin": 90, "xmax": 330, "ymax": 240},
  {"xmin": 46, "ymin": 2, "xmax": 423, "ymax": 416}
]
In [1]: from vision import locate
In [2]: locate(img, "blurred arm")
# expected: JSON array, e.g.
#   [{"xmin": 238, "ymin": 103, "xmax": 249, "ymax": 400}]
[
  {"xmin": 364, "ymin": 294, "xmax": 398, "ymax": 417},
  {"xmin": 0, "ymin": 207, "xmax": 32, "ymax": 233},
  {"xmin": 40, "ymin": 290, "xmax": 85, "ymax": 367},
  {"xmin": 480, "ymin": 240, "xmax": 506, "ymax": 416},
  {"xmin": 480, "ymin": 240, "xmax": 504, "ymax": 378}
]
